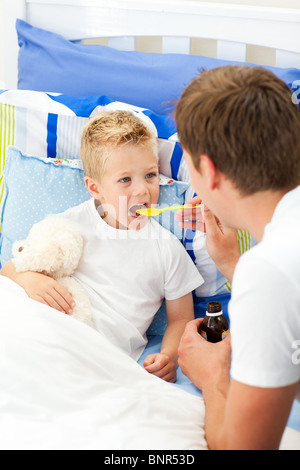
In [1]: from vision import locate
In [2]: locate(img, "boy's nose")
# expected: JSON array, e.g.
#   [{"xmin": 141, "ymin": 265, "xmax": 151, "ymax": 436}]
[{"xmin": 132, "ymin": 181, "xmax": 148, "ymax": 196}]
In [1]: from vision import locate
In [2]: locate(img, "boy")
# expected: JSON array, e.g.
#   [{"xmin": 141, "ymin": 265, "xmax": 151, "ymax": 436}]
[{"xmin": 0, "ymin": 110, "xmax": 204, "ymax": 383}]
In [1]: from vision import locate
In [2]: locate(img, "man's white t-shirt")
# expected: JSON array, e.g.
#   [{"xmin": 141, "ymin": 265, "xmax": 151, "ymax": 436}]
[
  {"xmin": 59, "ymin": 198, "xmax": 204, "ymax": 360},
  {"xmin": 230, "ymin": 186, "xmax": 300, "ymax": 401}
]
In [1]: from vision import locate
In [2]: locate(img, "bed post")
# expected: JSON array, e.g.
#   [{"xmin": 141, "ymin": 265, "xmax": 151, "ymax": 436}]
[{"xmin": 2, "ymin": 0, "xmax": 26, "ymax": 89}]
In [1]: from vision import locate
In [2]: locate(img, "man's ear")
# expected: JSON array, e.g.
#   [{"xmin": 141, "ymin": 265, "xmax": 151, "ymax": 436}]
[
  {"xmin": 199, "ymin": 154, "xmax": 220, "ymax": 191},
  {"xmin": 84, "ymin": 176, "xmax": 102, "ymax": 199}
]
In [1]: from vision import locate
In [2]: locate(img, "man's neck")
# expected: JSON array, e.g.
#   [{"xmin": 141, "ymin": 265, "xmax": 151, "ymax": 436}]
[{"xmin": 234, "ymin": 189, "xmax": 289, "ymax": 242}]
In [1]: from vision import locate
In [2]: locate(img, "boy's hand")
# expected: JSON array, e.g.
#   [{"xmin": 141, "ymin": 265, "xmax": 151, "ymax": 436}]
[
  {"xmin": 143, "ymin": 353, "xmax": 177, "ymax": 383},
  {"xmin": 16, "ymin": 271, "xmax": 75, "ymax": 315}
]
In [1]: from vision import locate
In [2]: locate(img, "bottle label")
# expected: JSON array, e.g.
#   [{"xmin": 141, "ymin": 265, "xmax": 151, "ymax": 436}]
[
  {"xmin": 222, "ymin": 330, "xmax": 229, "ymax": 340},
  {"xmin": 200, "ymin": 330, "xmax": 207, "ymax": 340},
  {"xmin": 200, "ymin": 329, "xmax": 229, "ymax": 341}
]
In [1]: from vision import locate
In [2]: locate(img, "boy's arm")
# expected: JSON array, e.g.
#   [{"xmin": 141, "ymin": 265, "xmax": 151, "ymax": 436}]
[
  {"xmin": 0, "ymin": 260, "xmax": 75, "ymax": 314},
  {"xmin": 143, "ymin": 292, "xmax": 194, "ymax": 382},
  {"xmin": 161, "ymin": 292, "xmax": 194, "ymax": 366}
]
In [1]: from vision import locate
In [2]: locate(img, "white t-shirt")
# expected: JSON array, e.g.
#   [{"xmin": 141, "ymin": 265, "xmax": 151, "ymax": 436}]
[
  {"xmin": 60, "ymin": 198, "xmax": 204, "ymax": 360},
  {"xmin": 230, "ymin": 186, "xmax": 300, "ymax": 401}
]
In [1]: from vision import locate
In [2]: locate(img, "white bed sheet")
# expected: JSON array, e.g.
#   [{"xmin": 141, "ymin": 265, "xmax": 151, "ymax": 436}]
[
  {"xmin": 1, "ymin": 275, "xmax": 299, "ymax": 450},
  {"xmin": 140, "ymin": 332, "xmax": 300, "ymax": 450},
  {"xmin": 0, "ymin": 276, "xmax": 207, "ymax": 450}
]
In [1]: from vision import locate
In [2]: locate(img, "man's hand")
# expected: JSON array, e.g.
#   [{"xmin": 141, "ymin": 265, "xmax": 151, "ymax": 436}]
[
  {"xmin": 143, "ymin": 353, "xmax": 177, "ymax": 383},
  {"xmin": 178, "ymin": 318, "xmax": 231, "ymax": 391},
  {"xmin": 175, "ymin": 195, "xmax": 204, "ymax": 232},
  {"xmin": 176, "ymin": 197, "xmax": 240, "ymax": 283},
  {"xmin": 204, "ymin": 206, "xmax": 240, "ymax": 284}
]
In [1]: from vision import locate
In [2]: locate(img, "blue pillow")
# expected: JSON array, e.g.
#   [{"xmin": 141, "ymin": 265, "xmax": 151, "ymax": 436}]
[
  {"xmin": 0, "ymin": 149, "xmax": 90, "ymax": 266},
  {"xmin": 155, "ymin": 174, "xmax": 188, "ymax": 240},
  {"xmin": 0, "ymin": 147, "xmax": 188, "ymax": 267},
  {"xmin": 16, "ymin": 19, "xmax": 300, "ymax": 115}
]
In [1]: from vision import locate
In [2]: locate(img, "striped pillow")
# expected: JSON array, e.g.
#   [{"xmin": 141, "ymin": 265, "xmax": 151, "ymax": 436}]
[
  {"xmin": 0, "ymin": 91, "xmax": 186, "ymax": 230},
  {"xmin": 0, "ymin": 103, "xmax": 15, "ymax": 222}
]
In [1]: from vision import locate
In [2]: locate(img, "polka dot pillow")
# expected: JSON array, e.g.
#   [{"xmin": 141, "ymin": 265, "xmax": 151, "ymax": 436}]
[{"xmin": 0, "ymin": 146, "xmax": 188, "ymax": 267}]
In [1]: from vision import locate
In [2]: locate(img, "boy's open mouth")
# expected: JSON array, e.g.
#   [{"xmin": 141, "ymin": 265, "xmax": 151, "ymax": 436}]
[{"xmin": 129, "ymin": 204, "xmax": 147, "ymax": 218}]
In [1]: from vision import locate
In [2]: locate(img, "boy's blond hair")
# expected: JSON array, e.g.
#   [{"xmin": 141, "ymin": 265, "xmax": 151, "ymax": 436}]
[{"xmin": 80, "ymin": 110, "xmax": 158, "ymax": 181}]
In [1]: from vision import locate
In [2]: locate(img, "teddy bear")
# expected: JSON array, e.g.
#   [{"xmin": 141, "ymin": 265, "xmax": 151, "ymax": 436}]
[{"xmin": 12, "ymin": 215, "xmax": 92, "ymax": 325}]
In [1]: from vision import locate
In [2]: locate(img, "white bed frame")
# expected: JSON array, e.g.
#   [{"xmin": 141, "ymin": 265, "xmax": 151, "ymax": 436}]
[{"xmin": 2, "ymin": 0, "xmax": 300, "ymax": 90}]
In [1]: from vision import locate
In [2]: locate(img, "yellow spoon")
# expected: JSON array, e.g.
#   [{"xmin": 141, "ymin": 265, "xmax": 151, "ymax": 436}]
[{"xmin": 136, "ymin": 204, "xmax": 202, "ymax": 217}]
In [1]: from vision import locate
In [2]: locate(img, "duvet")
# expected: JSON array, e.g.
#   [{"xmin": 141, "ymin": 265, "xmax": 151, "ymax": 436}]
[{"xmin": 0, "ymin": 276, "xmax": 207, "ymax": 450}]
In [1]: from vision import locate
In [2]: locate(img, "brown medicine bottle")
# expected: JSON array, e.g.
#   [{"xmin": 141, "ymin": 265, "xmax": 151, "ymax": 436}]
[{"xmin": 199, "ymin": 301, "xmax": 229, "ymax": 343}]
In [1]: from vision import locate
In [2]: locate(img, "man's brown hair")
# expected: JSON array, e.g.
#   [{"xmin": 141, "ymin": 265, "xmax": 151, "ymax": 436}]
[{"xmin": 175, "ymin": 65, "xmax": 300, "ymax": 195}]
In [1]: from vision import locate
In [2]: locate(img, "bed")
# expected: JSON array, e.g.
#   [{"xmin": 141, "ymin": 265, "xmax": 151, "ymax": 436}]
[{"xmin": 0, "ymin": 0, "xmax": 300, "ymax": 451}]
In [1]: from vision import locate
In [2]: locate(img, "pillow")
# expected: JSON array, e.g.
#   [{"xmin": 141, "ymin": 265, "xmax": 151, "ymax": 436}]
[
  {"xmin": 0, "ymin": 146, "xmax": 188, "ymax": 266},
  {"xmin": 16, "ymin": 19, "xmax": 300, "ymax": 115},
  {"xmin": 0, "ymin": 90, "xmax": 186, "ymax": 230},
  {"xmin": 0, "ymin": 148, "xmax": 89, "ymax": 266},
  {"xmin": 156, "ymin": 174, "xmax": 189, "ymax": 240},
  {"xmin": 0, "ymin": 91, "xmax": 178, "ymax": 160},
  {"xmin": 0, "ymin": 89, "xmax": 178, "ymax": 132}
]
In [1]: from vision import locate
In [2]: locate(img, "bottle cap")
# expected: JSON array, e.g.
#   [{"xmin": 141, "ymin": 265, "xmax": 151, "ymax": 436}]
[{"xmin": 206, "ymin": 301, "xmax": 223, "ymax": 316}]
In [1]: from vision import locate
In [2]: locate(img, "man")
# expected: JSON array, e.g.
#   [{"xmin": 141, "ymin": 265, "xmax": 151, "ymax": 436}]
[{"xmin": 175, "ymin": 65, "xmax": 300, "ymax": 450}]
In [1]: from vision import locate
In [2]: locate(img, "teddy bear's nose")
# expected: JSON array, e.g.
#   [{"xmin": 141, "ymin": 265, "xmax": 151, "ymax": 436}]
[{"xmin": 18, "ymin": 246, "xmax": 24, "ymax": 252}]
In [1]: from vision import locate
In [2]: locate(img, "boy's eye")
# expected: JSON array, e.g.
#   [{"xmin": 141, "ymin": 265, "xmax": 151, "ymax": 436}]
[
  {"xmin": 120, "ymin": 177, "xmax": 131, "ymax": 183},
  {"xmin": 146, "ymin": 172, "xmax": 157, "ymax": 179}
]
